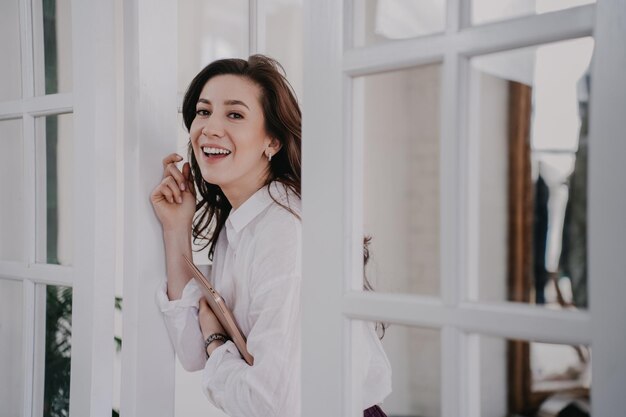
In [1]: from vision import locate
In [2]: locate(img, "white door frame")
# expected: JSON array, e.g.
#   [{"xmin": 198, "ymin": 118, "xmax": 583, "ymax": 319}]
[
  {"xmin": 69, "ymin": 0, "xmax": 118, "ymax": 415},
  {"xmin": 302, "ymin": 1, "xmax": 626, "ymax": 416},
  {"xmin": 120, "ymin": 0, "xmax": 178, "ymax": 416},
  {"xmin": 586, "ymin": 1, "xmax": 626, "ymax": 413}
]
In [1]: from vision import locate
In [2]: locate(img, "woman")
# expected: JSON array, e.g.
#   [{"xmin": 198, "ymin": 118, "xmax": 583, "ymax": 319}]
[{"xmin": 151, "ymin": 55, "xmax": 391, "ymax": 417}]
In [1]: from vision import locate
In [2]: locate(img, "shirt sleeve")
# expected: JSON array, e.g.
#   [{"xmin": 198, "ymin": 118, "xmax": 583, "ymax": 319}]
[
  {"xmin": 362, "ymin": 322, "xmax": 392, "ymax": 409},
  {"xmin": 155, "ymin": 278, "xmax": 207, "ymax": 372},
  {"xmin": 201, "ymin": 212, "xmax": 302, "ymax": 417}
]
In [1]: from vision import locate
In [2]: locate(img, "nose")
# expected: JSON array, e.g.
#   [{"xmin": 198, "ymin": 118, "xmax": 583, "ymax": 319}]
[{"xmin": 200, "ymin": 115, "xmax": 224, "ymax": 138}]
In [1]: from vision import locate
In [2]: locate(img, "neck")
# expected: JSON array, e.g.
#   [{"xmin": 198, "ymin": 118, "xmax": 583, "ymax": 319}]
[{"xmin": 221, "ymin": 166, "xmax": 269, "ymax": 210}]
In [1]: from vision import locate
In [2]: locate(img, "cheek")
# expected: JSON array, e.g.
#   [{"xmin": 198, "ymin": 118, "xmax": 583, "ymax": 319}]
[
  {"xmin": 189, "ymin": 126, "xmax": 204, "ymax": 151},
  {"xmin": 189, "ymin": 121, "xmax": 202, "ymax": 138}
]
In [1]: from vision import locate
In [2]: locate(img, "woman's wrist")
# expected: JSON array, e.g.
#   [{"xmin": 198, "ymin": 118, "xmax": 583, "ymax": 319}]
[
  {"xmin": 162, "ymin": 227, "xmax": 193, "ymax": 300},
  {"xmin": 163, "ymin": 225, "xmax": 192, "ymax": 239},
  {"xmin": 204, "ymin": 333, "xmax": 229, "ymax": 358}
]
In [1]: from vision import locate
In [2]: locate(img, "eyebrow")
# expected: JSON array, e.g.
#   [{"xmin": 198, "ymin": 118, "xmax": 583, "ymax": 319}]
[{"xmin": 197, "ymin": 98, "xmax": 250, "ymax": 110}]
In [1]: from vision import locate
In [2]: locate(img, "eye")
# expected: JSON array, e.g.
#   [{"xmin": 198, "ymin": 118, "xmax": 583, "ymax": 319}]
[
  {"xmin": 228, "ymin": 112, "xmax": 243, "ymax": 120},
  {"xmin": 196, "ymin": 109, "xmax": 210, "ymax": 116}
]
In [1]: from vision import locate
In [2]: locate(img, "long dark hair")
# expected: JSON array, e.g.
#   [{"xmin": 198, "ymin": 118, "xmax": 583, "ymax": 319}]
[
  {"xmin": 182, "ymin": 55, "xmax": 301, "ymax": 259},
  {"xmin": 363, "ymin": 236, "xmax": 388, "ymax": 339}
]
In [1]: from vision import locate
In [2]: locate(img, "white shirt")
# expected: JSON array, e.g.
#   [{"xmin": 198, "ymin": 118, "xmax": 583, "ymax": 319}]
[{"xmin": 156, "ymin": 182, "xmax": 392, "ymax": 417}]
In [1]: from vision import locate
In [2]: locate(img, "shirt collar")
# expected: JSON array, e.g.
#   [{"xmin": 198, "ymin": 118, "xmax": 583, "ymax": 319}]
[{"xmin": 225, "ymin": 182, "xmax": 290, "ymax": 246}]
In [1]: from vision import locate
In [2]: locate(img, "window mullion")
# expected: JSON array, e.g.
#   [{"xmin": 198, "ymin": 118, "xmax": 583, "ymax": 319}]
[
  {"xmin": 20, "ymin": 0, "xmax": 34, "ymax": 98},
  {"xmin": 34, "ymin": 116, "xmax": 47, "ymax": 264},
  {"xmin": 440, "ymin": 50, "xmax": 461, "ymax": 307},
  {"xmin": 24, "ymin": 93, "xmax": 74, "ymax": 116},
  {"xmin": 441, "ymin": 327, "xmax": 463, "ymax": 417},
  {"xmin": 24, "ymin": 113, "xmax": 37, "ymax": 265},
  {"xmin": 441, "ymin": 48, "xmax": 464, "ymax": 417}
]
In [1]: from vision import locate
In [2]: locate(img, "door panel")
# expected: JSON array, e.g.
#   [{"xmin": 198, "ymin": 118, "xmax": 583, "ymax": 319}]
[{"xmin": 302, "ymin": 0, "xmax": 625, "ymax": 416}]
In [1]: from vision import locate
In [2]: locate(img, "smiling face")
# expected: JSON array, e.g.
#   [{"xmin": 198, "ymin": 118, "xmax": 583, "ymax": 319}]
[{"xmin": 190, "ymin": 74, "xmax": 279, "ymax": 207}]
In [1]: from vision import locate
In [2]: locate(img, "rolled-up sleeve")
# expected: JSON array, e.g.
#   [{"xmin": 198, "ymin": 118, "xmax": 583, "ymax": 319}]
[
  {"xmin": 155, "ymin": 279, "xmax": 206, "ymax": 372},
  {"xmin": 201, "ymin": 213, "xmax": 302, "ymax": 417}
]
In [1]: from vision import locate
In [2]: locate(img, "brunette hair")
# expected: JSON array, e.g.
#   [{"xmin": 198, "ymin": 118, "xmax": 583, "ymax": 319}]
[
  {"xmin": 363, "ymin": 236, "xmax": 388, "ymax": 339},
  {"xmin": 182, "ymin": 55, "xmax": 301, "ymax": 259}
]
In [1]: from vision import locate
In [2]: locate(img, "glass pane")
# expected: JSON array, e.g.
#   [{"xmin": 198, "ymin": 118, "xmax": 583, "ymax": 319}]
[
  {"xmin": 479, "ymin": 335, "xmax": 591, "ymax": 417},
  {"xmin": 0, "ymin": 279, "xmax": 24, "ymax": 417},
  {"xmin": 265, "ymin": 0, "xmax": 303, "ymax": 101},
  {"xmin": 43, "ymin": 285, "xmax": 72, "ymax": 417},
  {"xmin": 470, "ymin": 37, "xmax": 593, "ymax": 309},
  {"xmin": 0, "ymin": 0, "xmax": 22, "ymax": 101},
  {"xmin": 0, "ymin": 119, "xmax": 25, "ymax": 262},
  {"xmin": 352, "ymin": 0, "xmax": 446, "ymax": 48},
  {"xmin": 36, "ymin": 114, "xmax": 73, "ymax": 265},
  {"xmin": 178, "ymin": 0, "xmax": 249, "ymax": 95},
  {"xmin": 360, "ymin": 65, "xmax": 441, "ymax": 296},
  {"xmin": 39, "ymin": 0, "xmax": 73, "ymax": 95},
  {"xmin": 355, "ymin": 321, "xmax": 440, "ymax": 417},
  {"xmin": 472, "ymin": 0, "xmax": 595, "ymax": 26}
]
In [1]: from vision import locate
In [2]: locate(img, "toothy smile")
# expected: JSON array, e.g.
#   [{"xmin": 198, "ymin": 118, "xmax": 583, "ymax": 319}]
[{"xmin": 202, "ymin": 146, "xmax": 232, "ymax": 156}]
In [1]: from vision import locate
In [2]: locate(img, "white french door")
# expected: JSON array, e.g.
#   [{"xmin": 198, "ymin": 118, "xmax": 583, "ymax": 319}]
[
  {"xmin": 0, "ymin": 0, "xmax": 118, "ymax": 416},
  {"xmin": 302, "ymin": 1, "xmax": 626, "ymax": 417}
]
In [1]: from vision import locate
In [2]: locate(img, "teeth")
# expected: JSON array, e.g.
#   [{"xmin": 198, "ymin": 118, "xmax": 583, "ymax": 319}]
[{"xmin": 202, "ymin": 146, "xmax": 231, "ymax": 155}]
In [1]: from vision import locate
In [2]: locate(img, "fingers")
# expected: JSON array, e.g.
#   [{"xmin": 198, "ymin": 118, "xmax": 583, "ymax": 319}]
[
  {"xmin": 163, "ymin": 176, "xmax": 183, "ymax": 203},
  {"xmin": 162, "ymin": 153, "xmax": 187, "ymax": 191},
  {"xmin": 162, "ymin": 153, "xmax": 183, "ymax": 169},
  {"xmin": 182, "ymin": 162, "xmax": 196, "ymax": 196},
  {"xmin": 166, "ymin": 163, "xmax": 187, "ymax": 191},
  {"xmin": 152, "ymin": 176, "xmax": 182, "ymax": 204}
]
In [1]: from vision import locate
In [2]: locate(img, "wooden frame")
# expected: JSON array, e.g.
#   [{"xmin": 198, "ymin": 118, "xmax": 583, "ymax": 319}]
[{"xmin": 506, "ymin": 80, "xmax": 534, "ymax": 415}]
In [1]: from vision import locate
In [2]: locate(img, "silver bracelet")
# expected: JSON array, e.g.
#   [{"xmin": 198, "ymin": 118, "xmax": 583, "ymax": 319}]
[{"xmin": 204, "ymin": 333, "xmax": 229, "ymax": 359}]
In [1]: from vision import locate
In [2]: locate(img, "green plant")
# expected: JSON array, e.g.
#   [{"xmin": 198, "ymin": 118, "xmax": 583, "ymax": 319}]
[{"xmin": 43, "ymin": 286, "xmax": 72, "ymax": 417}]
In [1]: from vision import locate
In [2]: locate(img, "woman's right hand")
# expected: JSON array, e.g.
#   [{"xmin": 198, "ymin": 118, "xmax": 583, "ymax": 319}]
[{"xmin": 150, "ymin": 153, "xmax": 197, "ymax": 232}]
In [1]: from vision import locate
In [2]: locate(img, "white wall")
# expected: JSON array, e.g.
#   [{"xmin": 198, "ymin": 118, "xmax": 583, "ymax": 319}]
[
  {"xmin": 177, "ymin": 0, "xmax": 249, "ymax": 96},
  {"xmin": 265, "ymin": 1, "xmax": 303, "ymax": 101}
]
